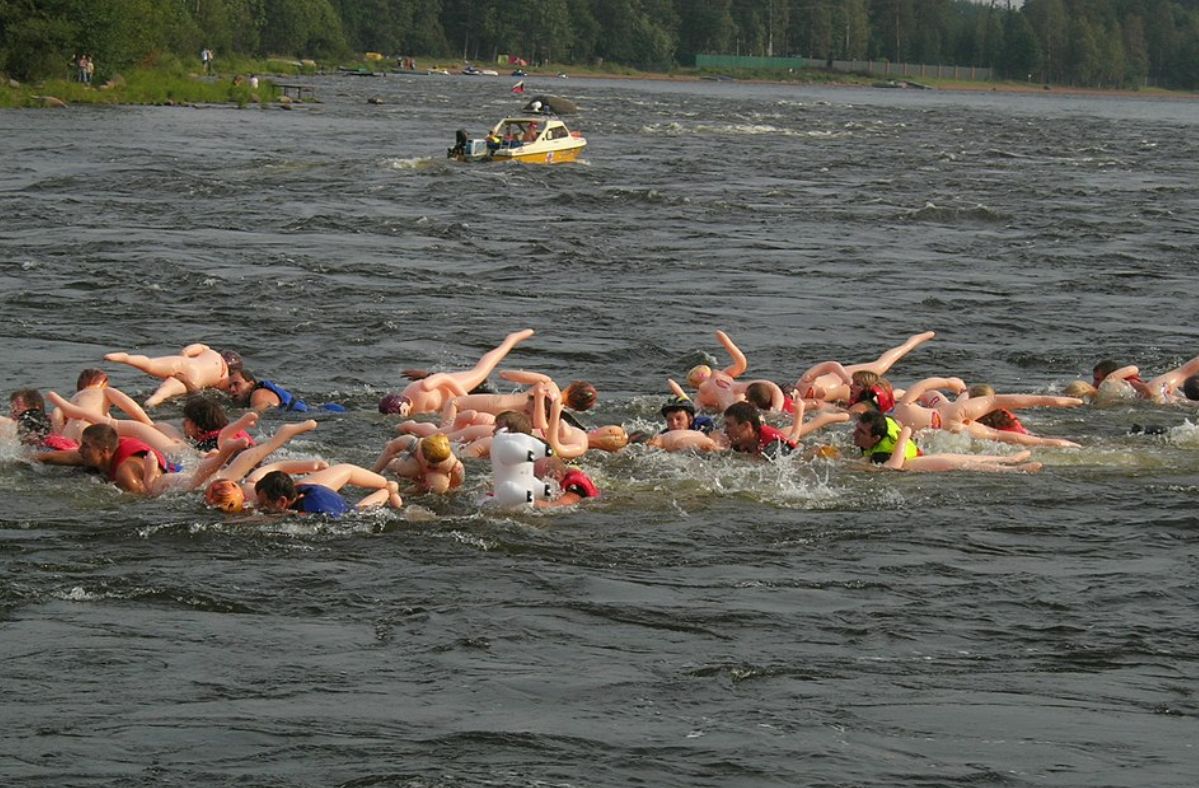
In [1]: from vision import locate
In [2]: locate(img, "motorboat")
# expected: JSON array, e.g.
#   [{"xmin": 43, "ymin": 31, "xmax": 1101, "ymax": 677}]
[{"xmin": 447, "ymin": 97, "xmax": 586, "ymax": 164}]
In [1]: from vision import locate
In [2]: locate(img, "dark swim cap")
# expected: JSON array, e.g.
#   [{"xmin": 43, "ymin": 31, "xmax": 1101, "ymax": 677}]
[
  {"xmin": 378, "ymin": 393, "xmax": 410, "ymax": 414},
  {"xmin": 660, "ymin": 396, "xmax": 696, "ymax": 418}
]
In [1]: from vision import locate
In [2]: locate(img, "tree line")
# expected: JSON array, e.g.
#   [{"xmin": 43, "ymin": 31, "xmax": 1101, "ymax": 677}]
[{"xmin": 2, "ymin": 0, "xmax": 1198, "ymax": 89}]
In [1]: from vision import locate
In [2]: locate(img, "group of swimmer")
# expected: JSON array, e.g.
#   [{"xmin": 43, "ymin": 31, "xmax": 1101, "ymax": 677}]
[{"xmin": 5, "ymin": 327, "xmax": 1199, "ymax": 518}]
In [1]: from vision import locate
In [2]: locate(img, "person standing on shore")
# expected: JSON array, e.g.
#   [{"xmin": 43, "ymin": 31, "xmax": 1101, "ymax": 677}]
[{"xmin": 201, "ymin": 48, "xmax": 213, "ymax": 75}]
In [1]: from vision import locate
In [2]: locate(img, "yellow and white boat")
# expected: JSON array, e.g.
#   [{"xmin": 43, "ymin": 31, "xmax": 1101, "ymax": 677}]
[{"xmin": 448, "ymin": 101, "xmax": 586, "ymax": 164}]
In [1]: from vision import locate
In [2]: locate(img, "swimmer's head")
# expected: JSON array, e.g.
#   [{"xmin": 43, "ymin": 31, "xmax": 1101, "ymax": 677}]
[
  {"xmin": 745, "ymin": 381, "xmax": 774, "ymax": 410},
  {"xmin": 494, "ymin": 410, "xmax": 533, "ymax": 435},
  {"xmin": 686, "ymin": 364, "xmax": 712, "ymax": 388},
  {"xmin": 1182, "ymin": 374, "xmax": 1199, "ymax": 401},
  {"xmin": 220, "ymin": 349, "xmax": 244, "ymax": 372},
  {"xmin": 660, "ymin": 395, "xmax": 696, "ymax": 419},
  {"xmin": 563, "ymin": 381, "xmax": 598, "ymax": 411},
  {"xmin": 419, "ymin": 434, "xmax": 453, "ymax": 464},
  {"xmin": 1063, "ymin": 380, "xmax": 1096, "ymax": 400},
  {"xmin": 76, "ymin": 368, "xmax": 108, "ymax": 390},
  {"xmin": 378, "ymin": 393, "xmax": 411, "ymax": 416},
  {"xmin": 587, "ymin": 425, "xmax": 629, "ymax": 452},
  {"xmin": 205, "ymin": 479, "xmax": 245, "ymax": 513},
  {"xmin": 1092, "ymin": 359, "xmax": 1119, "ymax": 386}
]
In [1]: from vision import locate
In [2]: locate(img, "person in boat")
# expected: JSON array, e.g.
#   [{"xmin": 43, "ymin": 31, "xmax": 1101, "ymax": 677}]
[
  {"xmin": 104, "ymin": 343, "xmax": 235, "ymax": 407},
  {"xmin": 680, "ymin": 330, "xmax": 787, "ymax": 413},
  {"xmin": 254, "ymin": 465, "xmax": 402, "ymax": 516},
  {"xmin": 372, "ymin": 433, "xmax": 465, "ymax": 495},
  {"xmin": 377, "ymin": 329, "xmax": 535, "ymax": 418},
  {"xmin": 791, "ymin": 331, "xmax": 937, "ymax": 406}
]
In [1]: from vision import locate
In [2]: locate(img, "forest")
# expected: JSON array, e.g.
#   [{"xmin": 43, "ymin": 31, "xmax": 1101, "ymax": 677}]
[{"xmin": 2, "ymin": 0, "xmax": 1198, "ymax": 89}]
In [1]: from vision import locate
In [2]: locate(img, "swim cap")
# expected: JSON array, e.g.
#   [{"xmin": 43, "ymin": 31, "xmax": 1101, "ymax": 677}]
[
  {"xmin": 205, "ymin": 479, "xmax": 244, "ymax": 513},
  {"xmin": 686, "ymin": 365, "xmax": 711, "ymax": 388},
  {"xmin": 660, "ymin": 395, "xmax": 696, "ymax": 418},
  {"xmin": 378, "ymin": 393, "xmax": 410, "ymax": 414},
  {"xmin": 420, "ymin": 434, "xmax": 453, "ymax": 464}
]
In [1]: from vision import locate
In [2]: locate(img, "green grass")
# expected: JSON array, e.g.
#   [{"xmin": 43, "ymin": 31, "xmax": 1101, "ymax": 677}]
[{"xmin": 0, "ymin": 57, "xmax": 284, "ymax": 108}]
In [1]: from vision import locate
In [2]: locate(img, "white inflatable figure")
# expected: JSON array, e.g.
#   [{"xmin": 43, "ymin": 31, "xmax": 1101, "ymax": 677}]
[{"xmin": 489, "ymin": 429, "xmax": 553, "ymax": 508}]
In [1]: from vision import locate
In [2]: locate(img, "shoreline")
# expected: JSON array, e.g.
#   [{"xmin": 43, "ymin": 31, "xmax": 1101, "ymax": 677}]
[{"xmin": 526, "ymin": 66, "xmax": 1199, "ymax": 101}]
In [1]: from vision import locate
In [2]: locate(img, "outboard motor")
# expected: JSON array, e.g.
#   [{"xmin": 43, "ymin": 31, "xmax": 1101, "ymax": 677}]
[{"xmin": 448, "ymin": 128, "xmax": 469, "ymax": 158}]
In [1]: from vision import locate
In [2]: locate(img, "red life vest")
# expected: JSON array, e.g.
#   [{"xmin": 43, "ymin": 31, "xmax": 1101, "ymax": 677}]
[
  {"xmin": 107, "ymin": 437, "xmax": 169, "ymax": 481},
  {"xmin": 757, "ymin": 424, "xmax": 797, "ymax": 455}
]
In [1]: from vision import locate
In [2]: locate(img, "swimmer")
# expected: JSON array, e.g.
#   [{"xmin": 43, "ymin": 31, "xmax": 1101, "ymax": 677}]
[
  {"xmin": 890, "ymin": 377, "xmax": 1083, "ymax": 448},
  {"xmin": 6, "ymin": 388, "xmax": 76, "ymax": 450},
  {"xmin": 378, "ymin": 329, "xmax": 535, "ymax": 417},
  {"xmin": 459, "ymin": 410, "xmax": 535, "ymax": 460},
  {"xmin": 876, "ymin": 423, "xmax": 1042, "ymax": 473},
  {"xmin": 439, "ymin": 370, "xmax": 597, "ymax": 425},
  {"xmin": 1092, "ymin": 353, "xmax": 1199, "ymax": 403},
  {"xmin": 254, "ymin": 465, "xmax": 403, "ymax": 516},
  {"xmin": 36, "ymin": 423, "xmax": 179, "ymax": 495},
  {"xmin": 104, "ymin": 343, "xmax": 234, "ymax": 407},
  {"xmin": 684, "ymin": 330, "xmax": 786, "ymax": 412},
  {"xmin": 793, "ymin": 331, "xmax": 937, "ymax": 404},
  {"xmin": 47, "ymin": 391, "xmax": 257, "ymax": 458},
  {"xmin": 533, "ymin": 456, "xmax": 600, "ymax": 509},
  {"xmin": 722, "ymin": 400, "xmax": 799, "ymax": 458},
  {"xmin": 372, "ymin": 433, "xmax": 465, "ymax": 494},
  {"xmin": 226, "ymin": 368, "xmax": 344, "ymax": 412},
  {"xmin": 50, "ymin": 368, "xmax": 156, "ymax": 444}
]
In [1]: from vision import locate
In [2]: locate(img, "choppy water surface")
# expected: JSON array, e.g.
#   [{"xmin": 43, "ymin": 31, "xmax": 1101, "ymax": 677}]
[{"xmin": 2, "ymin": 76, "xmax": 1198, "ymax": 786}]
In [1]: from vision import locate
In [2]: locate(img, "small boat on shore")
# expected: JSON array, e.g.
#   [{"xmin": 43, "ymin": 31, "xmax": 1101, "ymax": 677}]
[{"xmin": 447, "ymin": 98, "xmax": 586, "ymax": 164}]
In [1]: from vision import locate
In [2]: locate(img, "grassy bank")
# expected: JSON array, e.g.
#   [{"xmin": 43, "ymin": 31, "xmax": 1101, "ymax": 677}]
[{"xmin": 0, "ymin": 55, "xmax": 295, "ymax": 109}]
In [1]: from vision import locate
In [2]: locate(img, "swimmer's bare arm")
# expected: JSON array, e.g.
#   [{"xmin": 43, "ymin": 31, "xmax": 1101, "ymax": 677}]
[
  {"xmin": 103, "ymin": 386, "xmax": 156, "ymax": 425},
  {"xmin": 114, "ymin": 458, "xmax": 150, "ymax": 494},
  {"xmin": 1106, "ymin": 365, "xmax": 1152, "ymax": 396},
  {"xmin": 900, "ymin": 377, "xmax": 966, "ymax": 406},
  {"xmin": 35, "ymin": 449, "xmax": 84, "ymax": 466},
  {"xmin": 500, "ymin": 369, "xmax": 553, "ymax": 388},
  {"xmin": 883, "ymin": 427, "xmax": 914, "ymax": 471},
  {"xmin": 716, "ymin": 330, "xmax": 748, "ymax": 378},
  {"xmin": 785, "ymin": 393, "xmax": 804, "ymax": 443}
]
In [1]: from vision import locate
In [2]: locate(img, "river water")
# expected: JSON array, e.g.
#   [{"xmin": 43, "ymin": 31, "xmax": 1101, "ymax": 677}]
[{"xmin": 2, "ymin": 74, "xmax": 1197, "ymax": 786}]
